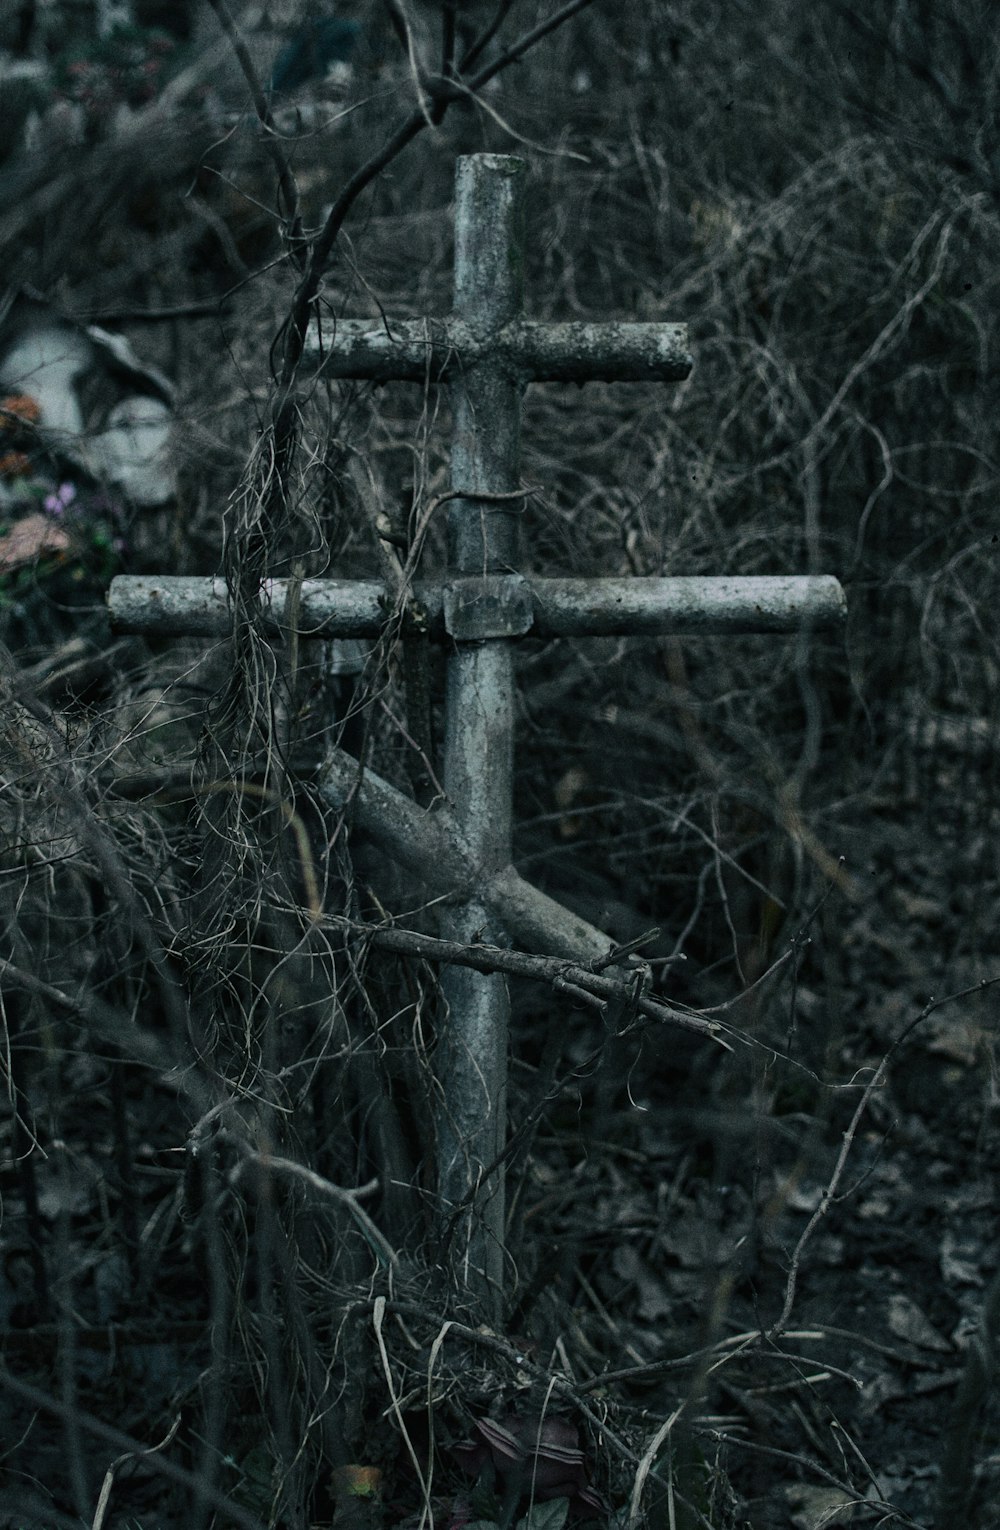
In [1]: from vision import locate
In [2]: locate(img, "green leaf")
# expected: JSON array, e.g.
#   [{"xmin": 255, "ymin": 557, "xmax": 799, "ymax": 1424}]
[{"xmin": 517, "ymin": 1497, "xmax": 570, "ymax": 1530}]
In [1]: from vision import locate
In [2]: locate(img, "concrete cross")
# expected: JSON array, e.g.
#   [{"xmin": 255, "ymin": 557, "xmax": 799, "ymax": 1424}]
[{"xmin": 110, "ymin": 154, "xmax": 845, "ymax": 1314}]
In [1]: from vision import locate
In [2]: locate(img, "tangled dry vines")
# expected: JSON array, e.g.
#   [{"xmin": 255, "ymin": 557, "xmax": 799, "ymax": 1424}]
[{"xmin": 1, "ymin": 2, "xmax": 998, "ymax": 1527}]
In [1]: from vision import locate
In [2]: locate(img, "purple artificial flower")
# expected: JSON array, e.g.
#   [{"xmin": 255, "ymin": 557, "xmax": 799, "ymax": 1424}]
[{"xmin": 44, "ymin": 481, "xmax": 77, "ymax": 517}]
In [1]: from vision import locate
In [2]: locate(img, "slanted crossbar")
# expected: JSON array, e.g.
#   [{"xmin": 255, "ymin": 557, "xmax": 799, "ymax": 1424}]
[{"xmin": 110, "ymin": 154, "xmax": 845, "ymax": 1315}]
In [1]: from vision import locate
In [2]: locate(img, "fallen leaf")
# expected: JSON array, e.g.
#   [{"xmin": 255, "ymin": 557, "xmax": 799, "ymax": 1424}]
[
  {"xmin": 785, "ymin": 1483, "xmax": 857, "ymax": 1527},
  {"xmin": 886, "ymin": 1294, "xmax": 952, "ymax": 1352}
]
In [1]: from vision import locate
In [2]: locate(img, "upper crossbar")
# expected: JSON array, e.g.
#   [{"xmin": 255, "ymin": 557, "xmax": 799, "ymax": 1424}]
[{"xmin": 306, "ymin": 317, "xmax": 691, "ymax": 383}]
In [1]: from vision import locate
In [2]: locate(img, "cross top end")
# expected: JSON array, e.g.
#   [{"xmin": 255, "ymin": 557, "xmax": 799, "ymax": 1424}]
[
  {"xmin": 307, "ymin": 154, "xmax": 692, "ymax": 387},
  {"xmin": 454, "ymin": 155, "xmax": 526, "ymax": 321}
]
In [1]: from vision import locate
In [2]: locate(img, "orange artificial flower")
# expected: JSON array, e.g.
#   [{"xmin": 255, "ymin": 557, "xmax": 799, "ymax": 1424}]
[
  {"xmin": 0, "ymin": 450, "xmax": 32, "ymax": 478},
  {"xmin": 0, "ymin": 394, "xmax": 42, "ymax": 429}
]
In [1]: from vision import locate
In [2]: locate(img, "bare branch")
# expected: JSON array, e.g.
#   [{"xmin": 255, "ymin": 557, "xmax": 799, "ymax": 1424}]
[
  {"xmin": 460, "ymin": 0, "xmax": 517, "ymax": 73},
  {"xmin": 204, "ymin": 0, "xmax": 303, "ymax": 250},
  {"xmin": 322, "ymin": 915, "xmax": 725, "ymax": 1042}
]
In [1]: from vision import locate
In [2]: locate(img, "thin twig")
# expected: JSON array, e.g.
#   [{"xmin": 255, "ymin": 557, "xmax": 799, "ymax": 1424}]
[
  {"xmin": 459, "ymin": 0, "xmax": 517, "ymax": 72},
  {"xmin": 76, "ymin": 299, "xmax": 231, "ymax": 323},
  {"xmin": 223, "ymin": 1135, "xmax": 398, "ymax": 1268},
  {"xmin": 204, "ymin": 0, "xmax": 303, "ymax": 253},
  {"xmin": 92, "ymin": 1414, "xmax": 183, "ymax": 1530},
  {"xmin": 767, "ymin": 977, "xmax": 1000, "ymax": 1342}
]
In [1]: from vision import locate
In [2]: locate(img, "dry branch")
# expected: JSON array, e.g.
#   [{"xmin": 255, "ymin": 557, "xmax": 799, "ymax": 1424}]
[{"xmin": 324, "ymin": 916, "xmax": 723, "ymax": 1040}]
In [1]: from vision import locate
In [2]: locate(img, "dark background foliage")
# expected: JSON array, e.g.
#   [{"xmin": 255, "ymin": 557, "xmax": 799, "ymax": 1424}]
[{"xmin": 1, "ymin": 2, "xmax": 998, "ymax": 1527}]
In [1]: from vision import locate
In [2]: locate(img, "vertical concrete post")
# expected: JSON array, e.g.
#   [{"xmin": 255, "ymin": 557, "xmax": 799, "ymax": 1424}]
[{"xmin": 436, "ymin": 156, "xmax": 525, "ymax": 1313}]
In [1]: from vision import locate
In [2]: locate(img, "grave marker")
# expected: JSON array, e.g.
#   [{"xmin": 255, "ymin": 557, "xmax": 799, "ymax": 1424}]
[{"xmin": 111, "ymin": 155, "xmax": 845, "ymax": 1314}]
